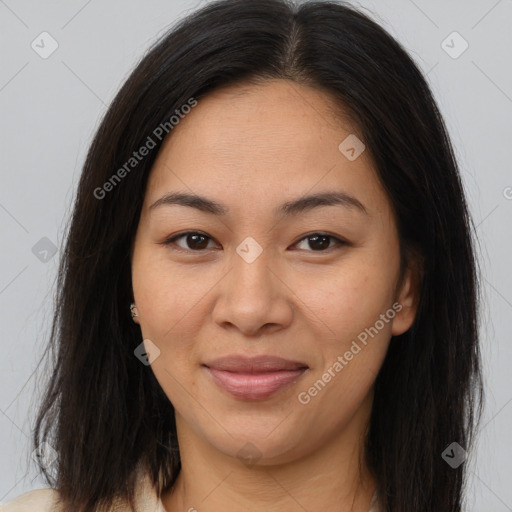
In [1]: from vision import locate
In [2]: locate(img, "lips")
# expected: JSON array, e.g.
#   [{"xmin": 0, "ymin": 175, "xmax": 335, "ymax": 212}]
[
  {"xmin": 203, "ymin": 354, "xmax": 308, "ymax": 372},
  {"xmin": 203, "ymin": 355, "xmax": 309, "ymax": 400}
]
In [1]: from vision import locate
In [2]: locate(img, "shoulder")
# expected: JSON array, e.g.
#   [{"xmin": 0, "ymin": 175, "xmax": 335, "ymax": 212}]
[{"xmin": 0, "ymin": 488, "xmax": 62, "ymax": 512}]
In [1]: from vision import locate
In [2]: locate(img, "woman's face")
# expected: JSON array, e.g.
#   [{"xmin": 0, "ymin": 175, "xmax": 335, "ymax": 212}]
[{"xmin": 131, "ymin": 79, "xmax": 418, "ymax": 464}]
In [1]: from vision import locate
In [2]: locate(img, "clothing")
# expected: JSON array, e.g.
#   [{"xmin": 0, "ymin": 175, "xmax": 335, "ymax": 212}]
[
  {"xmin": 0, "ymin": 469, "xmax": 165, "ymax": 512},
  {"xmin": 1, "ymin": 471, "xmax": 380, "ymax": 511}
]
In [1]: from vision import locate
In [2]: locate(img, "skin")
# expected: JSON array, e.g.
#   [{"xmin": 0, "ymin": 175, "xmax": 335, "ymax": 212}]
[{"xmin": 130, "ymin": 79, "xmax": 420, "ymax": 512}]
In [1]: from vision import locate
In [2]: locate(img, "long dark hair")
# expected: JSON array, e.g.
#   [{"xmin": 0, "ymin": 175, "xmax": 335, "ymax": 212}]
[{"xmin": 32, "ymin": 1, "xmax": 483, "ymax": 510}]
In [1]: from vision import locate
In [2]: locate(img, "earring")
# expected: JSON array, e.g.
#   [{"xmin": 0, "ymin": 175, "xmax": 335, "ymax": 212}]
[{"xmin": 130, "ymin": 303, "xmax": 138, "ymax": 318}]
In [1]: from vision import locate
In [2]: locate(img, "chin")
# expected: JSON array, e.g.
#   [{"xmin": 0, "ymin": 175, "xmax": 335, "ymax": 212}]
[{"xmin": 190, "ymin": 414, "xmax": 315, "ymax": 466}]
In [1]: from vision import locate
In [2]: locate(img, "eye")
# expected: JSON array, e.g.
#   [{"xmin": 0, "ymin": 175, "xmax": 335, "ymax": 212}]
[
  {"xmin": 161, "ymin": 231, "xmax": 218, "ymax": 252},
  {"xmin": 293, "ymin": 232, "xmax": 347, "ymax": 252},
  {"xmin": 160, "ymin": 231, "xmax": 347, "ymax": 253}
]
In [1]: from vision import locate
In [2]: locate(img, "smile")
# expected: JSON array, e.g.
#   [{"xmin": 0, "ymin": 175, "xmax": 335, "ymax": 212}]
[{"xmin": 204, "ymin": 367, "xmax": 309, "ymax": 400}]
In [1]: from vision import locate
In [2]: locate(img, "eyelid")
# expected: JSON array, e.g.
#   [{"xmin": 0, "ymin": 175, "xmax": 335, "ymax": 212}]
[
  {"xmin": 292, "ymin": 232, "xmax": 347, "ymax": 251},
  {"xmin": 161, "ymin": 230, "xmax": 219, "ymax": 252},
  {"xmin": 161, "ymin": 230, "xmax": 348, "ymax": 253}
]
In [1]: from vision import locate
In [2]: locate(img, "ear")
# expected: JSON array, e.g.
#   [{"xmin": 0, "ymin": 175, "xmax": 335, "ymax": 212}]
[
  {"xmin": 130, "ymin": 303, "xmax": 140, "ymax": 325},
  {"xmin": 391, "ymin": 254, "xmax": 422, "ymax": 336}
]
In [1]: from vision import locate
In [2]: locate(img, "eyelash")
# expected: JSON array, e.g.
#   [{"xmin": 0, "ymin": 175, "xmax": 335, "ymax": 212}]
[{"xmin": 160, "ymin": 231, "xmax": 348, "ymax": 254}]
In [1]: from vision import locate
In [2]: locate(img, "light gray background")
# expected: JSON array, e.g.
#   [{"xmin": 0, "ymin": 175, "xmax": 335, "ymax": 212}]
[{"xmin": 0, "ymin": 0, "xmax": 511, "ymax": 509}]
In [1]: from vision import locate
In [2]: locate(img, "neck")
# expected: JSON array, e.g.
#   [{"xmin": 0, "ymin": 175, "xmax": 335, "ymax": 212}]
[{"xmin": 162, "ymin": 396, "xmax": 376, "ymax": 512}]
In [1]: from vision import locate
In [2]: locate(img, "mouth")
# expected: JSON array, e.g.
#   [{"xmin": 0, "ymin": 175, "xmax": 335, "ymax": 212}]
[{"xmin": 202, "ymin": 355, "xmax": 309, "ymax": 400}]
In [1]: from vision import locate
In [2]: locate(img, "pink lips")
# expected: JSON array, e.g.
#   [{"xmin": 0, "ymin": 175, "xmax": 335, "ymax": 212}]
[{"xmin": 203, "ymin": 355, "xmax": 308, "ymax": 400}]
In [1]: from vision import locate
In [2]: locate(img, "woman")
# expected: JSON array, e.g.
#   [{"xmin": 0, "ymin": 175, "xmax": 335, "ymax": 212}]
[{"xmin": 2, "ymin": 0, "xmax": 483, "ymax": 511}]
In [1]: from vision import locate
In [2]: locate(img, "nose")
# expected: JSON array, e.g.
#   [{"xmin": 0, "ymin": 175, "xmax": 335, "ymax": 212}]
[{"xmin": 211, "ymin": 245, "xmax": 294, "ymax": 338}]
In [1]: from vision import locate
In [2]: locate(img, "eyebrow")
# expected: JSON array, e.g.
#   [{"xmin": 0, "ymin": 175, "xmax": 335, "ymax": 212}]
[{"xmin": 149, "ymin": 190, "xmax": 368, "ymax": 217}]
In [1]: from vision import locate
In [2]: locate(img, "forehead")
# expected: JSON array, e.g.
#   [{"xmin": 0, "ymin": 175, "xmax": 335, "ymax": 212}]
[
  {"xmin": 159, "ymin": 79, "xmax": 355, "ymax": 155},
  {"xmin": 144, "ymin": 79, "xmax": 387, "ymax": 218}
]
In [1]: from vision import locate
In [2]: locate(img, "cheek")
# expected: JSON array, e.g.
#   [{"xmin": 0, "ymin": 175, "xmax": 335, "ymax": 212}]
[
  {"xmin": 133, "ymin": 265, "xmax": 200, "ymax": 405},
  {"xmin": 299, "ymin": 259, "xmax": 394, "ymax": 343},
  {"xmin": 296, "ymin": 267, "xmax": 393, "ymax": 421},
  {"xmin": 131, "ymin": 261, "xmax": 191, "ymax": 387},
  {"xmin": 132, "ymin": 247, "xmax": 203, "ymax": 332}
]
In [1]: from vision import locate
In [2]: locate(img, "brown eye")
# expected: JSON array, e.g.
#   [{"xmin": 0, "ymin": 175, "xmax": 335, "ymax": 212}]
[
  {"xmin": 162, "ymin": 231, "xmax": 347, "ymax": 254},
  {"xmin": 184, "ymin": 233, "xmax": 210, "ymax": 250},
  {"xmin": 305, "ymin": 234, "xmax": 331, "ymax": 251},
  {"xmin": 294, "ymin": 233, "xmax": 346, "ymax": 252},
  {"xmin": 163, "ymin": 231, "xmax": 216, "ymax": 251}
]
